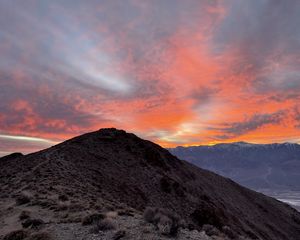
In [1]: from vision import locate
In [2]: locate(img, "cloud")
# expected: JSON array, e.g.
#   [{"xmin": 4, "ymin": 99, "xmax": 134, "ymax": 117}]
[
  {"xmin": 0, "ymin": 0, "xmax": 300, "ymax": 152},
  {"xmin": 214, "ymin": 1, "xmax": 300, "ymax": 60},
  {"xmin": 215, "ymin": 111, "xmax": 285, "ymax": 139},
  {"xmin": 0, "ymin": 72, "xmax": 107, "ymax": 139},
  {"xmin": 191, "ymin": 87, "xmax": 220, "ymax": 105},
  {"xmin": 0, "ymin": 134, "xmax": 58, "ymax": 156},
  {"xmin": 293, "ymin": 108, "xmax": 300, "ymax": 129}
]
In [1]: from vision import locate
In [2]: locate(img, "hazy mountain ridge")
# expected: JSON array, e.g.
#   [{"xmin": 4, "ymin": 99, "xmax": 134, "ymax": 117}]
[
  {"xmin": 1, "ymin": 130, "xmax": 300, "ymax": 240},
  {"xmin": 169, "ymin": 142, "xmax": 300, "ymax": 191}
]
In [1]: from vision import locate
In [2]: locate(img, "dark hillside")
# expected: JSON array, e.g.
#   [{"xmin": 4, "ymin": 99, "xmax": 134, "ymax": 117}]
[{"xmin": 1, "ymin": 129, "xmax": 300, "ymax": 240}]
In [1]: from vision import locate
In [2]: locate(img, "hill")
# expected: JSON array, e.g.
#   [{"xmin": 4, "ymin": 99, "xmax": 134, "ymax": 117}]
[{"xmin": 1, "ymin": 129, "xmax": 300, "ymax": 240}]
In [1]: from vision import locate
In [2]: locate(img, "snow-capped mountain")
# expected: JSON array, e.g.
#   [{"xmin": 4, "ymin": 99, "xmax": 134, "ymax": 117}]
[{"xmin": 169, "ymin": 142, "xmax": 300, "ymax": 191}]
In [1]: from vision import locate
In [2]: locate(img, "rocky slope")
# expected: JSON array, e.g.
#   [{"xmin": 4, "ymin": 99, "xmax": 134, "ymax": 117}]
[{"xmin": 1, "ymin": 129, "xmax": 300, "ymax": 240}]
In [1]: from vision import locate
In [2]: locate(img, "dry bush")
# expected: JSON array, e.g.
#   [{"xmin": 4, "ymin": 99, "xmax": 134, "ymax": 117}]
[
  {"xmin": 19, "ymin": 211, "xmax": 30, "ymax": 220},
  {"xmin": 90, "ymin": 218, "xmax": 115, "ymax": 233},
  {"xmin": 202, "ymin": 224, "xmax": 220, "ymax": 236},
  {"xmin": 105, "ymin": 211, "xmax": 118, "ymax": 219},
  {"xmin": 56, "ymin": 201, "xmax": 70, "ymax": 211},
  {"xmin": 143, "ymin": 207, "xmax": 180, "ymax": 236},
  {"xmin": 157, "ymin": 215, "xmax": 173, "ymax": 235},
  {"xmin": 143, "ymin": 207, "xmax": 157, "ymax": 223},
  {"xmin": 3, "ymin": 230, "xmax": 29, "ymax": 240},
  {"xmin": 16, "ymin": 192, "xmax": 32, "ymax": 205},
  {"xmin": 113, "ymin": 230, "xmax": 126, "ymax": 240},
  {"xmin": 27, "ymin": 232, "xmax": 52, "ymax": 240},
  {"xmin": 31, "ymin": 199, "xmax": 55, "ymax": 209},
  {"xmin": 58, "ymin": 194, "xmax": 69, "ymax": 202},
  {"xmin": 67, "ymin": 203, "xmax": 84, "ymax": 212},
  {"xmin": 117, "ymin": 209, "xmax": 134, "ymax": 217},
  {"xmin": 82, "ymin": 213, "xmax": 105, "ymax": 225},
  {"xmin": 222, "ymin": 225, "xmax": 237, "ymax": 239},
  {"xmin": 21, "ymin": 219, "xmax": 44, "ymax": 229}
]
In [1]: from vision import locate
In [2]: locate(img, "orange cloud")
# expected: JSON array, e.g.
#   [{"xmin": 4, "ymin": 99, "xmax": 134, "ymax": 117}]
[{"xmin": 1, "ymin": 0, "xmax": 300, "ymax": 155}]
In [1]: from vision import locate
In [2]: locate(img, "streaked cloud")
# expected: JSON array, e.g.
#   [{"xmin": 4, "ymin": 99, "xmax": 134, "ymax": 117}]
[
  {"xmin": 0, "ymin": 134, "xmax": 58, "ymax": 156},
  {"xmin": 214, "ymin": 111, "xmax": 285, "ymax": 140}
]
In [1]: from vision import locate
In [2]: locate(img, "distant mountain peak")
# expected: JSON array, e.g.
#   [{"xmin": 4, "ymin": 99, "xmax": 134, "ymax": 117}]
[
  {"xmin": 169, "ymin": 141, "xmax": 300, "ymax": 193},
  {"xmin": 215, "ymin": 141, "xmax": 254, "ymax": 148}
]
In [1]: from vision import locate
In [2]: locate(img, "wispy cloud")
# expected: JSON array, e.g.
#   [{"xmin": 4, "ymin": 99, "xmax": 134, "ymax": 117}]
[
  {"xmin": 0, "ymin": 0, "xmax": 300, "ymax": 153},
  {"xmin": 214, "ymin": 111, "xmax": 285, "ymax": 140}
]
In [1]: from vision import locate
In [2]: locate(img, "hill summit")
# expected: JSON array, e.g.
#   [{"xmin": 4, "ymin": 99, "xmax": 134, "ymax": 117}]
[{"xmin": 1, "ymin": 128, "xmax": 300, "ymax": 240}]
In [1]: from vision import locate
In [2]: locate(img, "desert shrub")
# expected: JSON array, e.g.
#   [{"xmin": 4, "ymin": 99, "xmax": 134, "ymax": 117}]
[
  {"xmin": 55, "ymin": 200, "xmax": 71, "ymax": 211},
  {"xmin": 190, "ymin": 206, "xmax": 223, "ymax": 228},
  {"xmin": 172, "ymin": 181, "xmax": 186, "ymax": 197},
  {"xmin": 143, "ymin": 207, "xmax": 180, "ymax": 236},
  {"xmin": 117, "ymin": 209, "xmax": 134, "ymax": 217},
  {"xmin": 26, "ymin": 232, "xmax": 52, "ymax": 240},
  {"xmin": 16, "ymin": 193, "xmax": 31, "ymax": 205},
  {"xmin": 202, "ymin": 224, "xmax": 220, "ymax": 236},
  {"xmin": 22, "ymin": 219, "xmax": 44, "ymax": 229},
  {"xmin": 113, "ymin": 230, "xmax": 126, "ymax": 240},
  {"xmin": 82, "ymin": 213, "xmax": 105, "ymax": 225},
  {"xmin": 68, "ymin": 203, "xmax": 84, "ymax": 212},
  {"xmin": 143, "ymin": 207, "xmax": 157, "ymax": 223},
  {"xmin": 3, "ymin": 230, "xmax": 29, "ymax": 240},
  {"xmin": 58, "ymin": 194, "xmax": 69, "ymax": 202},
  {"xmin": 237, "ymin": 236, "xmax": 253, "ymax": 240},
  {"xmin": 222, "ymin": 225, "xmax": 237, "ymax": 239},
  {"xmin": 90, "ymin": 218, "xmax": 115, "ymax": 233},
  {"xmin": 31, "ymin": 199, "xmax": 55, "ymax": 209},
  {"xmin": 105, "ymin": 211, "xmax": 118, "ymax": 219},
  {"xmin": 19, "ymin": 211, "xmax": 30, "ymax": 220},
  {"xmin": 157, "ymin": 215, "xmax": 173, "ymax": 235}
]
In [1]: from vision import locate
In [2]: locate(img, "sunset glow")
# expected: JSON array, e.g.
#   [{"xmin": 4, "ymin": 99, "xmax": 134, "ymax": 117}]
[{"xmin": 1, "ymin": 1, "xmax": 300, "ymax": 155}]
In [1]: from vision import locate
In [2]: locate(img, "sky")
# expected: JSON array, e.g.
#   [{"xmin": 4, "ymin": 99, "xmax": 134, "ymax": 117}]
[{"xmin": 1, "ymin": 0, "xmax": 300, "ymax": 155}]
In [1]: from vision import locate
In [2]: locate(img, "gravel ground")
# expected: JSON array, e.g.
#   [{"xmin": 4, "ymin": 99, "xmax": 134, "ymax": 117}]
[{"xmin": 46, "ymin": 214, "xmax": 228, "ymax": 240}]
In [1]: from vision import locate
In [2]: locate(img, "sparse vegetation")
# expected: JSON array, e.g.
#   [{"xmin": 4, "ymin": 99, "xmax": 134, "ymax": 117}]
[
  {"xmin": 156, "ymin": 214, "xmax": 173, "ymax": 235},
  {"xmin": 117, "ymin": 209, "xmax": 134, "ymax": 217},
  {"xmin": 112, "ymin": 230, "xmax": 126, "ymax": 240},
  {"xmin": 82, "ymin": 213, "xmax": 105, "ymax": 225},
  {"xmin": 22, "ymin": 218, "xmax": 44, "ymax": 229},
  {"xmin": 16, "ymin": 192, "xmax": 31, "ymax": 205},
  {"xmin": 105, "ymin": 211, "xmax": 118, "ymax": 219},
  {"xmin": 202, "ymin": 224, "xmax": 220, "ymax": 236},
  {"xmin": 19, "ymin": 211, "xmax": 30, "ymax": 220},
  {"xmin": 90, "ymin": 218, "xmax": 115, "ymax": 233},
  {"xmin": 143, "ymin": 207, "xmax": 180, "ymax": 236},
  {"xmin": 190, "ymin": 206, "xmax": 223, "ymax": 228},
  {"xmin": 58, "ymin": 194, "xmax": 69, "ymax": 202},
  {"xmin": 3, "ymin": 230, "xmax": 29, "ymax": 240},
  {"xmin": 143, "ymin": 207, "xmax": 157, "ymax": 223},
  {"xmin": 26, "ymin": 232, "xmax": 52, "ymax": 240},
  {"xmin": 222, "ymin": 225, "xmax": 237, "ymax": 239}
]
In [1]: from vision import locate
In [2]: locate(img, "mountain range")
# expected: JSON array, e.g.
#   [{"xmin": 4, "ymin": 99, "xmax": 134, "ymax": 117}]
[{"xmin": 169, "ymin": 142, "xmax": 300, "ymax": 191}]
